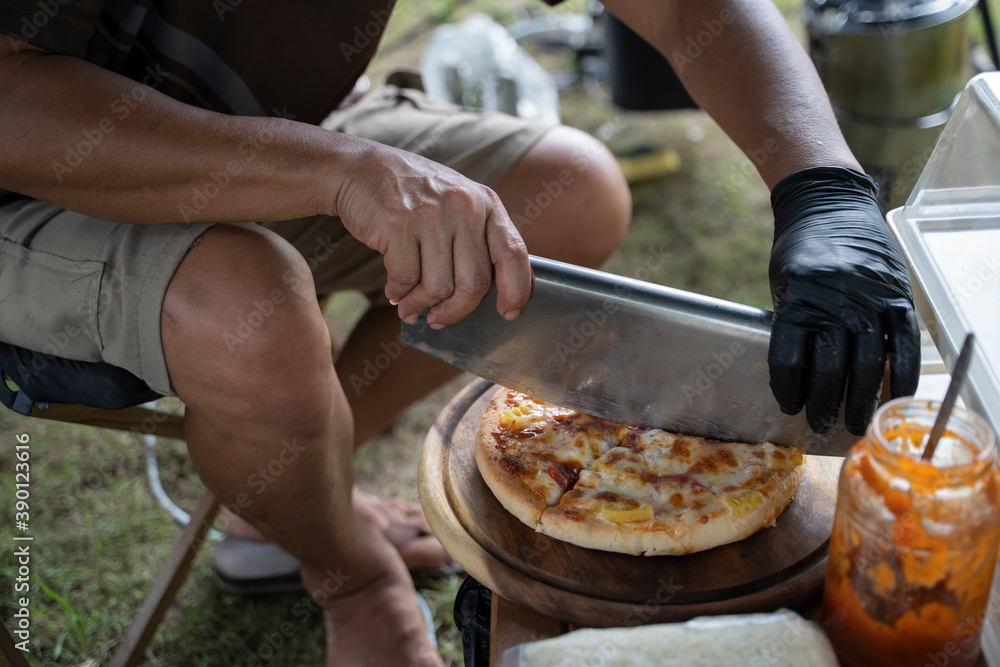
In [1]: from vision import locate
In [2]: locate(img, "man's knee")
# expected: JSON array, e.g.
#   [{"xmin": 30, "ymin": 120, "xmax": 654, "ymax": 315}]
[
  {"xmin": 560, "ymin": 127, "xmax": 631, "ymax": 245},
  {"xmin": 500, "ymin": 126, "xmax": 631, "ymax": 267},
  {"xmin": 162, "ymin": 224, "xmax": 334, "ymax": 418}
]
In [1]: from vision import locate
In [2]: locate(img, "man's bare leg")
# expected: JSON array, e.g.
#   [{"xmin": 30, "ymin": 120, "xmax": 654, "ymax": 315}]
[
  {"xmin": 217, "ymin": 123, "xmax": 631, "ymax": 579},
  {"xmin": 162, "ymin": 223, "xmax": 441, "ymax": 666}
]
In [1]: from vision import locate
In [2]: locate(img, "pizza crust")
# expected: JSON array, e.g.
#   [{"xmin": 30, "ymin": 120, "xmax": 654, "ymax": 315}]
[
  {"xmin": 476, "ymin": 387, "xmax": 806, "ymax": 557},
  {"xmin": 475, "ymin": 388, "xmax": 552, "ymax": 526}
]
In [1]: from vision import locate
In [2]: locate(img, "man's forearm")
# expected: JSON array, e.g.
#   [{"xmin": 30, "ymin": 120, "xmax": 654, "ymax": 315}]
[
  {"xmin": 0, "ymin": 41, "xmax": 359, "ymax": 224},
  {"xmin": 603, "ymin": 0, "xmax": 861, "ymax": 188}
]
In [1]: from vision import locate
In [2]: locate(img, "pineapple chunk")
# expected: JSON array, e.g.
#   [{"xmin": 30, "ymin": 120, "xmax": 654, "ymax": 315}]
[
  {"xmin": 499, "ymin": 406, "xmax": 536, "ymax": 431},
  {"xmin": 499, "ymin": 407, "xmax": 523, "ymax": 428},
  {"xmin": 591, "ymin": 459, "xmax": 629, "ymax": 484},
  {"xmin": 722, "ymin": 490, "xmax": 763, "ymax": 517},
  {"xmin": 600, "ymin": 503, "xmax": 654, "ymax": 523}
]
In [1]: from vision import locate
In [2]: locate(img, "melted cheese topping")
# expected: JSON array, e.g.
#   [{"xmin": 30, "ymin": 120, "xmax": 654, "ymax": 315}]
[
  {"xmin": 491, "ymin": 390, "xmax": 802, "ymax": 528},
  {"xmin": 491, "ymin": 392, "xmax": 629, "ymax": 506},
  {"xmin": 562, "ymin": 430, "xmax": 801, "ymax": 527}
]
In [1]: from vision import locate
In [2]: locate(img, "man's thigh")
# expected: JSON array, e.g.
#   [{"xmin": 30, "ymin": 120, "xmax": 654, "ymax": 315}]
[
  {"xmin": 0, "ymin": 196, "xmax": 211, "ymax": 396},
  {"xmin": 260, "ymin": 77, "xmax": 553, "ymax": 301}
]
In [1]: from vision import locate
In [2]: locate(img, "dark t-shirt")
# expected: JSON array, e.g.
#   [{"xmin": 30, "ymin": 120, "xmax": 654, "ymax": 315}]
[
  {"xmin": 0, "ymin": 0, "xmax": 563, "ymax": 202},
  {"xmin": 0, "ymin": 0, "xmax": 396, "ymax": 124}
]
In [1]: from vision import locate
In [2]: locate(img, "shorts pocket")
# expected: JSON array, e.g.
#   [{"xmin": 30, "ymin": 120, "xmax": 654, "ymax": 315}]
[{"xmin": 0, "ymin": 237, "xmax": 105, "ymax": 362}]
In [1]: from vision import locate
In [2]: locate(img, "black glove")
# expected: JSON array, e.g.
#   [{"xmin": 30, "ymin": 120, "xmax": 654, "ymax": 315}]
[{"xmin": 768, "ymin": 166, "xmax": 920, "ymax": 436}]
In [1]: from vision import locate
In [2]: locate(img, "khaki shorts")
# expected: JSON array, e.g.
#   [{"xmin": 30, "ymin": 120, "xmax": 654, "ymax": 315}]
[{"xmin": 0, "ymin": 78, "xmax": 551, "ymax": 396}]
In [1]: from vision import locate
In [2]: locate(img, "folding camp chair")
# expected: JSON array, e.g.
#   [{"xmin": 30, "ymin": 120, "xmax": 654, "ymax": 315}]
[{"xmin": 0, "ymin": 341, "xmax": 220, "ymax": 667}]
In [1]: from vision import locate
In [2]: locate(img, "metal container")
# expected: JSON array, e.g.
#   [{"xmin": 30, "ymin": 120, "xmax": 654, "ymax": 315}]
[
  {"xmin": 806, "ymin": 0, "xmax": 977, "ymax": 210},
  {"xmin": 604, "ymin": 12, "xmax": 696, "ymax": 111}
]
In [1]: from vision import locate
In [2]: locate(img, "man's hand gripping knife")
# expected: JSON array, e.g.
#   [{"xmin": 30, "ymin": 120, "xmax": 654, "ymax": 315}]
[{"xmin": 768, "ymin": 166, "xmax": 921, "ymax": 436}]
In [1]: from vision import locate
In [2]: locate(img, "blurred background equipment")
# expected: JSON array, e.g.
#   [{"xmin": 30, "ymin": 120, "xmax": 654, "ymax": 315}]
[
  {"xmin": 602, "ymin": 12, "xmax": 697, "ymax": 112},
  {"xmin": 805, "ymin": 0, "xmax": 987, "ymax": 211},
  {"xmin": 420, "ymin": 12, "xmax": 561, "ymax": 123},
  {"xmin": 502, "ymin": 4, "xmax": 687, "ymax": 183}
]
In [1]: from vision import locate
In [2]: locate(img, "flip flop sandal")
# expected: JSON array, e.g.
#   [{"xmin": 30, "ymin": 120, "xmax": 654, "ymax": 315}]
[
  {"xmin": 211, "ymin": 535, "xmax": 304, "ymax": 595},
  {"xmin": 211, "ymin": 502, "xmax": 464, "ymax": 595},
  {"xmin": 416, "ymin": 589, "xmax": 439, "ymax": 650}
]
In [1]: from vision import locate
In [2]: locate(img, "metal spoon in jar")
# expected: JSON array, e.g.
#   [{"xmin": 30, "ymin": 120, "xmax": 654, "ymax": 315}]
[{"xmin": 922, "ymin": 332, "xmax": 976, "ymax": 462}]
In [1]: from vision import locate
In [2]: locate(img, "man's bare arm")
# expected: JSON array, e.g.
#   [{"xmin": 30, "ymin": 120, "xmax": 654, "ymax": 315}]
[
  {"xmin": 601, "ymin": 2, "xmax": 920, "ymax": 434},
  {"xmin": 0, "ymin": 37, "xmax": 531, "ymax": 327},
  {"xmin": 0, "ymin": 38, "xmax": 361, "ymax": 223},
  {"xmin": 600, "ymin": 0, "xmax": 861, "ymax": 188}
]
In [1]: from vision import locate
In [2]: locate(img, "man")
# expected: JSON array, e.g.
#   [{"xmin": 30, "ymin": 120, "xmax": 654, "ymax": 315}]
[{"xmin": 0, "ymin": 2, "xmax": 917, "ymax": 666}]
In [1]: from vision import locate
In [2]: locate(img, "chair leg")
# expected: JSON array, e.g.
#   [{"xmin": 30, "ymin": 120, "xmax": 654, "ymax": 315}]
[
  {"xmin": 110, "ymin": 491, "xmax": 221, "ymax": 667},
  {"xmin": 0, "ymin": 617, "xmax": 32, "ymax": 667}
]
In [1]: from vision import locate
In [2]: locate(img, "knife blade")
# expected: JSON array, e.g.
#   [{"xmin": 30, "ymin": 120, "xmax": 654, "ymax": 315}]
[{"xmin": 402, "ymin": 256, "xmax": 855, "ymax": 454}]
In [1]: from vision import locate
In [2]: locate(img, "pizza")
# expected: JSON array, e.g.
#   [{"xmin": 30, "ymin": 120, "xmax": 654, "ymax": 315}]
[{"xmin": 475, "ymin": 387, "xmax": 804, "ymax": 556}]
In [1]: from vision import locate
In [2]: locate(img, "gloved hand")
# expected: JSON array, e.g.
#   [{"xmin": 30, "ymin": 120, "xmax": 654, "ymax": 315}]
[{"xmin": 768, "ymin": 166, "xmax": 920, "ymax": 436}]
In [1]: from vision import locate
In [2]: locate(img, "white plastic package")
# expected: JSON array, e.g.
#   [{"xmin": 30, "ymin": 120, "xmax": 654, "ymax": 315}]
[
  {"xmin": 419, "ymin": 13, "xmax": 560, "ymax": 124},
  {"xmin": 501, "ymin": 609, "xmax": 838, "ymax": 667}
]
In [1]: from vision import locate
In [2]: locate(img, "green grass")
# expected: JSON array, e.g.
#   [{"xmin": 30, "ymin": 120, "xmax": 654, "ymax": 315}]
[{"xmin": 4, "ymin": 0, "xmax": 999, "ymax": 664}]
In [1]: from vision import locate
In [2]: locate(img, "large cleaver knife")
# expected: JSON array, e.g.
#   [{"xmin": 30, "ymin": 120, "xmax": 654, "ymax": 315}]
[{"xmin": 402, "ymin": 256, "xmax": 856, "ymax": 455}]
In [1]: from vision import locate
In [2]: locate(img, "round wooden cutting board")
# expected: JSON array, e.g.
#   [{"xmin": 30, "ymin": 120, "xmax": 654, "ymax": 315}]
[{"xmin": 419, "ymin": 379, "xmax": 844, "ymax": 627}]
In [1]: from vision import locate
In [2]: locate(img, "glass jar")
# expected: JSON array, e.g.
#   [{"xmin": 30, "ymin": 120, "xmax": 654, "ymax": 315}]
[{"xmin": 820, "ymin": 397, "xmax": 1000, "ymax": 667}]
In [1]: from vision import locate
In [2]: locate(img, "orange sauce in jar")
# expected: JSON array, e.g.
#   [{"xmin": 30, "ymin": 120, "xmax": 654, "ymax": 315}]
[{"xmin": 819, "ymin": 399, "xmax": 1000, "ymax": 667}]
